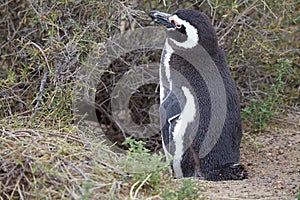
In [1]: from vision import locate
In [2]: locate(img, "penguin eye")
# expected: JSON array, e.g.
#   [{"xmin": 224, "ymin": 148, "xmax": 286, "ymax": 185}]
[{"xmin": 176, "ymin": 24, "xmax": 182, "ymax": 29}]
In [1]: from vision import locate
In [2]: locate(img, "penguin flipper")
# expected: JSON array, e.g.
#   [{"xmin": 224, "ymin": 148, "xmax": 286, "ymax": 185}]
[{"xmin": 160, "ymin": 90, "xmax": 182, "ymax": 153}]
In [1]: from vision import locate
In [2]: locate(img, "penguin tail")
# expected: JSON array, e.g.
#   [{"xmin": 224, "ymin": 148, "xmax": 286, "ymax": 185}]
[{"xmin": 205, "ymin": 163, "xmax": 248, "ymax": 181}]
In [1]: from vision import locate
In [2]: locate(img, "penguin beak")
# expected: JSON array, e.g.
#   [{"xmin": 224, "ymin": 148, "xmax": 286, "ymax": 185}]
[{"xmin": 149, "ymin": 11, "xmax": 175, "ymax": 29}]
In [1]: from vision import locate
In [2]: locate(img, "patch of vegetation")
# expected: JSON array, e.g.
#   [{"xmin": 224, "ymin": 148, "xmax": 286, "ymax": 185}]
[
  {"xmin": 161, "ymin": 178, "xmax": 203, "ymax": 200},
  {"xmin": 241, "ymin": 58, "xmax": 294, "ymax": 132},
  {"xmin": 120, "ymin": 137, "xmax": 169, "ymax": 195}
]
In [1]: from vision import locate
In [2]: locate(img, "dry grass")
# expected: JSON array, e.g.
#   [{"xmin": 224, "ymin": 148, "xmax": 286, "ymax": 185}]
[{"xmin": 0, "ymin": 127, "xmax": 126, "ymax": 199}]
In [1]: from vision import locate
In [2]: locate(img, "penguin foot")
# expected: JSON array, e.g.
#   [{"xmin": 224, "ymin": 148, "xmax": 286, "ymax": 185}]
[{"xmin": 204, "ymin": 163, "xmax": 248, "ymax": 181}]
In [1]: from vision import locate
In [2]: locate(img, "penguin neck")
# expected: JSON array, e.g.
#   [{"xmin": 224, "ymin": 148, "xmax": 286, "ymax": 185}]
[{"xmin": 164, "ymin": 38, "xmax": 227, "ymax": 74}]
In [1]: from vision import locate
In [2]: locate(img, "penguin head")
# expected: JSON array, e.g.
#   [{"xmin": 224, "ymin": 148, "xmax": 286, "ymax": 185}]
[{"xmin": 149, "ymin": 10, "xmax": 218, "ymax": 52}]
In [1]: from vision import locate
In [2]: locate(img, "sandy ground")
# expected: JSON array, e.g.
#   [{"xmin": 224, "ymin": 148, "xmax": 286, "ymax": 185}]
[{"xmin": 200, "ymin": 112, "xmax": 299, "ymax": 200}]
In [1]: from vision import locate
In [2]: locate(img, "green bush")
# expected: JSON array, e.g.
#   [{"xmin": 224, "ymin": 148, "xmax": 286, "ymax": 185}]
[
  {"xmin": 241, "ymin": 58, "xmax": 294, "ymax": 132},
  {"xmin": 120, "ymin": 137, "xmax": 169, "ymax": 193},
  {"xmin": 161, "ymin": 178, "xmax": 202, "ymax": 200}
]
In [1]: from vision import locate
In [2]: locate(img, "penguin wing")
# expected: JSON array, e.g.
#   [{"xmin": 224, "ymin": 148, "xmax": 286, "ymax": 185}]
[{"xmin": 160, "ymin": 89, "xmax": 182, "ymax": 152}]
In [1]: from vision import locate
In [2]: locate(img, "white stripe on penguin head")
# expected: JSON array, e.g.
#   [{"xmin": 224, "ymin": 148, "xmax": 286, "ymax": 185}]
[{"xmin": 169, "ymin": 15, "xmax": 199, "ymax": 49}]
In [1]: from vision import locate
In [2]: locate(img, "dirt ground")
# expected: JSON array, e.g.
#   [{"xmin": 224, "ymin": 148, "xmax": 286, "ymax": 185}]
[{"xmin": 200, "ymin": 111, "xmax": 299, "ymax": 200}]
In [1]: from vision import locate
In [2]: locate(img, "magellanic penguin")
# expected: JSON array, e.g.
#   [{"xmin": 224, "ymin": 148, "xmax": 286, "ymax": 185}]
[{"xmin": 149, "ymin": 9, "xmax": 247, "ymax": 181}]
